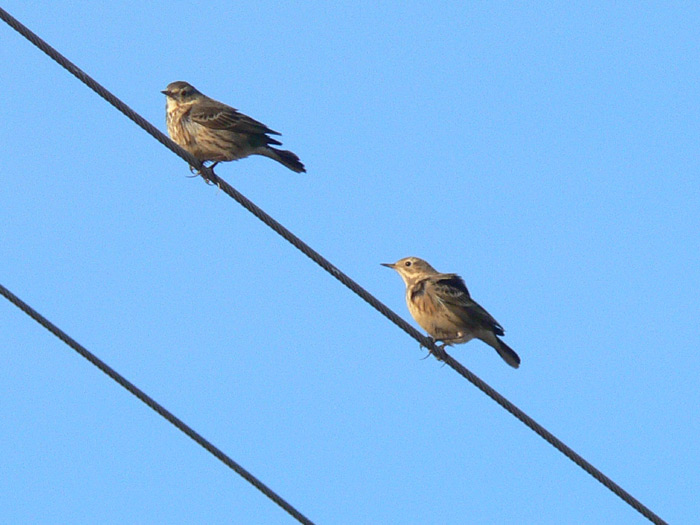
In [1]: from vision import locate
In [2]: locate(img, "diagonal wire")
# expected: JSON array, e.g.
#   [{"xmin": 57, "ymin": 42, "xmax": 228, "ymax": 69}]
[
  {"xmin": 0, "ymin": 284, "xmax": 315, "ymax": 525},
  {"xmin": 0, "ymin": 7, "xmax": 667, "ymax": 525}
]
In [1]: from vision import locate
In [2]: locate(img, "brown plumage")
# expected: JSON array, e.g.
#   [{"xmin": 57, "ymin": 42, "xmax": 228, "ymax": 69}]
[
  {"xmin": 382, "ymin": 257, "xmax": 520, "ymax": 368},
  {"xmin": 162, "ymin": 81, "xmax": 305, "ymax": 173}
]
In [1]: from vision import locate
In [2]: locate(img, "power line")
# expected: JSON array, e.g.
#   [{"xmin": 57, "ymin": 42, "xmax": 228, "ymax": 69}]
[
  {"xmin": 0, "ymin": 7, "xmax": 667, "ymax": 525},
  {"xmin": 0, "ymin": 284, "xmax": 315, "ymax": 525}
]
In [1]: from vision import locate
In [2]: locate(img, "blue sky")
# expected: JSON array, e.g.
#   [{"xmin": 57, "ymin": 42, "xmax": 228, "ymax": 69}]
[{"xmin": 1, "ymin": 2, "xmax": 698, "ymax": 523}]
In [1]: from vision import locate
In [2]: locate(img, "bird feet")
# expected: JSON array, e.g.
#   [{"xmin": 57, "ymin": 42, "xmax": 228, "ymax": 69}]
[
  {"xmin": 187, "ymin": 162, "xmax": 219, "ymax": 186},
  {"xmin": 420, "ymin": 339, "xmax": 447, "ymax": 362}
]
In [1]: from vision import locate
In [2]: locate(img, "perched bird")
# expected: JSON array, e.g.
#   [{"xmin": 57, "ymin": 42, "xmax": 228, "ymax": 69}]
[
  {"xmin": 162, "ymin": 81, "xmax": 305, "ymax": 173},
  {"xmin": 382, "ymin": 257, "xmax": 520, "ymax": 368}
]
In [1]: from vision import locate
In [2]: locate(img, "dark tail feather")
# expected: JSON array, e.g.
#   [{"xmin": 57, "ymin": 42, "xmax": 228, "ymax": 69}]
[
  {"xmin": 496, "ymin": 338, "xmax": 520, "ymax": 369},
  {"xmin": 266, "ymin": 147, "xmax": 306, "ymax": 173}
]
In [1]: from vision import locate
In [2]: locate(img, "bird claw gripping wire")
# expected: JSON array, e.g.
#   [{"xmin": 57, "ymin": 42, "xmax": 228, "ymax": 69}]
[
  {"xmin": 187, "ymin": 163, "xmax": 219, "ymax": 188},
  {"xmin": 419, "ymin": 339, "xmax": 447, "ymax": 362}
]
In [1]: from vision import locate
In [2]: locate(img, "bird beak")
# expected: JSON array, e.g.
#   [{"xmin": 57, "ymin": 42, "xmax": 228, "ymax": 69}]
[
  {"xmin": 381, "ymin": 263, "xmax": 395, "ymax": 269},
  {"xmin": 161, "ymin": 90, "xmax": 171, "ymax": 96}
]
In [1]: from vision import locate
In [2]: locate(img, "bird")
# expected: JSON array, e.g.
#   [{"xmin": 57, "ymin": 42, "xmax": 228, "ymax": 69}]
[
  {"xmin": 162, "ymin": 81, "xmax": 305, "ymax": 173},
  {"xmin": 382, "ymin": 257, "xmax": 520, "ymax": 368}
]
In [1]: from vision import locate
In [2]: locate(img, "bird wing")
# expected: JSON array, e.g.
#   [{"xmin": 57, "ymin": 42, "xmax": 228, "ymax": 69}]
[
  {"xmin": 190, "ymin": 101, "xmax": 282, "ymax": 138},
  {"xmin": 432, "ymin": 274, "xmax": 505, "ymax": 335}
]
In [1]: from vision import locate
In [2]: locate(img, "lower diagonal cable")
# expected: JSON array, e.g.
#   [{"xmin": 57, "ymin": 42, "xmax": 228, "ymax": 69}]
[{"xmin": 0, "ymin": 283, "xmax": 315, "ymax": 525}]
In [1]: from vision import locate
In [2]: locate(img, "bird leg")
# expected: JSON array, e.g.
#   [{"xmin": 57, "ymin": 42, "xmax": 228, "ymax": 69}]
[
  {"xmin": 420, "ymin": 338, "xmax": 446, "ymax": 362},
  {"xmin": 186, "ymin": 162, "xmax": 218, "ymax": 186}
]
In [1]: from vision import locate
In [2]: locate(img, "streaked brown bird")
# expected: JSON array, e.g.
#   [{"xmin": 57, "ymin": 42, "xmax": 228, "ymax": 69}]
[
  {"xmin": 162, "ymin": 81, "xmax": 305, "ymax": 173},
  {"xmin": 382, "ymin": 257, "xmax": 520, "ymax": 368}
]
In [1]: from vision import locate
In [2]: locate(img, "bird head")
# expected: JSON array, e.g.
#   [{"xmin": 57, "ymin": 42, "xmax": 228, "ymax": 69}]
[
  {"xmin": 161, "ymin": 81, "xmax": 201, "ymax": 103},
  {"xmin": 381, "ymin": 257, "xmax": 438, "ymax": 286}
]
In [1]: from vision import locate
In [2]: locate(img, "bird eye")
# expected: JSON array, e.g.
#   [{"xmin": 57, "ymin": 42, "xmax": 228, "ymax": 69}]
[{"xmin": 404, "ymin": 261, "xmax": 412, "ymax": 267}]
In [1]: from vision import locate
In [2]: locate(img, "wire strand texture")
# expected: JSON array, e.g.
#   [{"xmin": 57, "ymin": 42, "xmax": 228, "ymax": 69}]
[{"xmin": 0, "ymin": 7, "xmax": 667, "ymax": 525}]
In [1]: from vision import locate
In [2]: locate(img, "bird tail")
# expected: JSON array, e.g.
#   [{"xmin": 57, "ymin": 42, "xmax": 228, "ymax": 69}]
[
  {"xmin": 262, "ymin": 147, "xmax": 306, "ymax": 173},
  {"xmin": 495, "ymin": 337, "xmax": 521, "ymax": 369}
]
